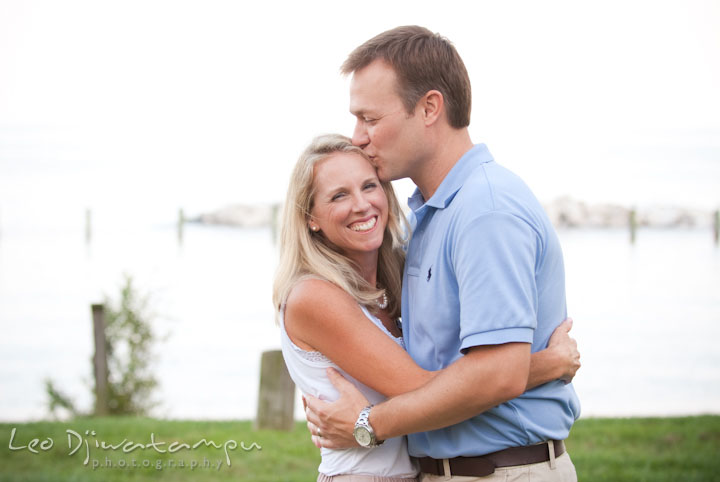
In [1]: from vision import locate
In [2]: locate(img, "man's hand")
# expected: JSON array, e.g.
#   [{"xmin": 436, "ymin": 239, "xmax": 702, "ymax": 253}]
[
  {"xmin": 548, "ymin": 318, "xmax": 580, "ymax": 383},
  {"xmin": 304, "ymin": 368, "xmax": 370, "ymax": 449}
]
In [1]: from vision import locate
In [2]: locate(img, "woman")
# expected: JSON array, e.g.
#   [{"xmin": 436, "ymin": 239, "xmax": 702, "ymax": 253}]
[{"xmin": 272, "ymin": 134, "xmax": 579, "ymax": 481}]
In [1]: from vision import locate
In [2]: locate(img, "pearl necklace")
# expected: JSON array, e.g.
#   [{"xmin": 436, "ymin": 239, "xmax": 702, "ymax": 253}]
[{"xmin": 377, "ymin": 292, "xmax": 388, "ymax": 310}]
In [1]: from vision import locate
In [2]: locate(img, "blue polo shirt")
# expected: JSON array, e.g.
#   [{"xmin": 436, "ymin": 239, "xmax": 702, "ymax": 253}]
[{"xmin": 402, "ymin": 144, "xmax": 580, "ymax": 458}]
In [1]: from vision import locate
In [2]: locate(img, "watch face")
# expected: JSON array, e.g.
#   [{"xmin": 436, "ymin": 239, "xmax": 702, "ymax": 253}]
[{"xmin": 354, "ymin": 427, "xmax": 372, "ymax": 447}]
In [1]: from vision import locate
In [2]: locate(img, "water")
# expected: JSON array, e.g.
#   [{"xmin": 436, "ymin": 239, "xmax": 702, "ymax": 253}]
[
  {"xmin": 0, "ymin": 223, "xmax": 718, "ymax": 421},
  {"xmin": 0, "ymin": 223, "xmax": 280, "ymax": 421},
  {"xmin": 562, "ymin": 228, "xmax": 720, "ymax": 416}
]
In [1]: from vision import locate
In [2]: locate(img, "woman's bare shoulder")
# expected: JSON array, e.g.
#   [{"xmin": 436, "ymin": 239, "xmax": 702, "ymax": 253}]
[
  {"xmin": 284, "ymin": 278, "xmax": 362, "ymax": 345},
  {"xmin": 285, "ymin": 278, "xmax": 357, "ymax": 316}
]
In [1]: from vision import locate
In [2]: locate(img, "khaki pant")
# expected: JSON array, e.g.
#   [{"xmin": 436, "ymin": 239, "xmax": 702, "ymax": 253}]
[{"xmin": 419, "ymin": 452, "xmax": 577, "ymax": 482}]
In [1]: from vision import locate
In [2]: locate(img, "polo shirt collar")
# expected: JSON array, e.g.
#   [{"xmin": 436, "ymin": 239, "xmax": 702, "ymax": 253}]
[{"xmin": 408, "ymin": 144, "xmax": 494, "ymax": 212}]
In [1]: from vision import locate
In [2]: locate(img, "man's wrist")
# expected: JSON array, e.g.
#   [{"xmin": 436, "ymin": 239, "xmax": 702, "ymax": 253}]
[{"xmin": 367, "ymin": 402, "xmax": 391, "ymax": 441}]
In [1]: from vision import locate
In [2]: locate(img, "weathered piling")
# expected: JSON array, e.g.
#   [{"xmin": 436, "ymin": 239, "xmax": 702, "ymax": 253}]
[
  {"xmin": 713, "ymin": 210, "xmax": 719, "ymax": 246},
  {"xmin": 91, "ymin": 304, "xmax": 109, "ymax": 416},
  {"xmin": 177, "ymin": 208, "xmax": 185, "ymax": 245},
  {"xmin": 255, "ymin": 350, "xmax": 295, "ymax": 430},
  {"xmin": 629, "ymin": 208, "xmax": 637, "ymax": 244}
]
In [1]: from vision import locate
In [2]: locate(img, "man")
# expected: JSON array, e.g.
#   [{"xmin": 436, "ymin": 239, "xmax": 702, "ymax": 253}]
[{"xmin": 305, "ymin": 25, "xmax": 580, "ymax": 481}]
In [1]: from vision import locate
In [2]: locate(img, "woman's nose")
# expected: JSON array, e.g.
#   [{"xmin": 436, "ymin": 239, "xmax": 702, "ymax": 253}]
[{"xmin": 352, "ymin": 193, "xmax": 372, "ymax": 212}]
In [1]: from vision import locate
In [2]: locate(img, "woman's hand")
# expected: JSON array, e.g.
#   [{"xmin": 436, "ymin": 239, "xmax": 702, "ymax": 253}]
[
  {"xmin": 547, "ymin": 318, "xmax": 580, "ymax": 383},
  {"xmin": 304, "ymin": 368, "xmax": 370, "ymax": 449}
]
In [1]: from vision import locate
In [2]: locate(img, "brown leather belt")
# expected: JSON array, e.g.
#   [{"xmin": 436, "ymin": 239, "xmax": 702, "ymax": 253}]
[{"xmin": 416, "ymin": 440, "xmax": 566, "ymax": 477}]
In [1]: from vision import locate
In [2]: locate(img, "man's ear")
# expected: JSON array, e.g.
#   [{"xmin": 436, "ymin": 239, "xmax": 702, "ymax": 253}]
[{"xmin": 418, "ymin": 90, "xmax": 444, "ymax": 126}]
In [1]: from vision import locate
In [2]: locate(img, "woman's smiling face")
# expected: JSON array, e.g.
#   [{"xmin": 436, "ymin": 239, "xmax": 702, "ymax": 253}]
[{"xmin": 309, "ymin": 151, "xmax": 388, "ymax": 263}]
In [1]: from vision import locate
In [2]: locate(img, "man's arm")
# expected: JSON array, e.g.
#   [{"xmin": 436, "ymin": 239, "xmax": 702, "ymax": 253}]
[
  {"xmin": 371, "ymin": 342, "xmax": 530, "ymax": 440},
  {"xmin": 305, "ymin": 320, "xmax": 580, "ymax": 447},
  {"xmin": 305, "ymin": 341, "xmax": 530, "ymax": 448}
]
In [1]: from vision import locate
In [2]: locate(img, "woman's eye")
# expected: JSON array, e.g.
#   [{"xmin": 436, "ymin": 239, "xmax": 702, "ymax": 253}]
[
  {"xmin": 331, "ymin": 192, "xmax": 345, "ymax": 201},
  {"xmin": 364, "ymin": 182, "xmax": 377, "ymax": 190}
]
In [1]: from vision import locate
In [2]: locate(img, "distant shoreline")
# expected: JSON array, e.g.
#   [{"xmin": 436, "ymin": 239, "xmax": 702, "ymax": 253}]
[{"xmin": 190, "ymin": 198, "xmax": 719, "ymax": 230}]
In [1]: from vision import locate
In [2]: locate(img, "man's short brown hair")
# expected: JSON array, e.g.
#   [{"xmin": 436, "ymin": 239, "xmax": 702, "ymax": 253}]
[{"xmin": 341, "ymin": 25, "xmax": 471, "ymax": 129}]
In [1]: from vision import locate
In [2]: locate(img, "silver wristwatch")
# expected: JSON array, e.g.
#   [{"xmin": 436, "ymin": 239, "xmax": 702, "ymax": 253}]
[{"xmin": 353, "ymin": 405, "xmax": 384, "ymax": 447}]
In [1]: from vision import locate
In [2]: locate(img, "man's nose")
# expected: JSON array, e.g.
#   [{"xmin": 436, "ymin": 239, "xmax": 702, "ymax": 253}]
[{"xmin": 351, "ymin": 121, "xmax": 369, "ymax": 149}]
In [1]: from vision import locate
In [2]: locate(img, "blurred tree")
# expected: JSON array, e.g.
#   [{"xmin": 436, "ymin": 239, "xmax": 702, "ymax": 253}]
[
  {"xmin": 45, "ymin": 274, "xmax": 160, "ymax": 417},
  {"xmin": 101, "ymin": 274, "xmax": 159, "ymax": 415}
]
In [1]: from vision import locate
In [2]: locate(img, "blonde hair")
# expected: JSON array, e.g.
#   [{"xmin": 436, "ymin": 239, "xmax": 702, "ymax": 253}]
[{"xmin": 272, "ymin": 134, "xmax": 408, "ymax": 320}]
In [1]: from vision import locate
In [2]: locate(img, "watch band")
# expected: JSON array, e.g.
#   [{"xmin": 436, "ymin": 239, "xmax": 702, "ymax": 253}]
[
  {"xmin": 357, "ymin": 405, "xmax": 372, "ymax": 426},
  {"xmin": 354, "ymin": 405, "xmax": 384, "ymax": 447}
]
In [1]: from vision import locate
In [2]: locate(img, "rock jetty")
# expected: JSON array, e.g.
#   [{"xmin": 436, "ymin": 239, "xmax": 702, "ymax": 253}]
[
  {"xmin": 544, "ymin": 197, "xmax": 715, "ymax": 228},
  {"xmin": 192, "ymin": 198, "xmax": 717, "ymax": 230}
]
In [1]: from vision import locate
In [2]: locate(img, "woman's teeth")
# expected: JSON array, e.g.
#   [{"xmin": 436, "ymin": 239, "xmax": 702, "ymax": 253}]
[{"xmin": 349, "ymin": 217, "xmax": 377, "ymax": 232}]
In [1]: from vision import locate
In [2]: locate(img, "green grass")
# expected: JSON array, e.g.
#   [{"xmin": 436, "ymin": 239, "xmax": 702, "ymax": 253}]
[
  {"xmin": 568, "ymin": 416, "xmax": 720, "ymax": 481},
  {"xmin": 1, "ymin": 416, "xmax": 719, "ymax": 481},
  {"xmin": 0, "ymin": 417, "xmax": 319, "ymax": 482}
]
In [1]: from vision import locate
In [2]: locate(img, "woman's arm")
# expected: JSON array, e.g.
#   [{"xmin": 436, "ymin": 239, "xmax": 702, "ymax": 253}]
[
  {"xmin": 285, "ymin": 278, "xmax": 436, "ymax": 398},
  {"xmin": 527, "ymin": 319, "xmax": 580, "ymax": 390}
]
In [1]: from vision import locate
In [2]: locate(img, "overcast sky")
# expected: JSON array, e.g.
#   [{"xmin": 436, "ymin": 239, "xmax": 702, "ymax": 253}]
[{"xmin": 1, "ymin": 0, "xmax": 719, "ymax": 228}]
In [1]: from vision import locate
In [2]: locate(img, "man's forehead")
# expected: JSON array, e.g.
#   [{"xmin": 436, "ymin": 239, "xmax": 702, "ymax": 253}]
[
  {"xmin": 350, "ymin": 60, "xmax": 396, "ymax": 91},
  {"xmin": 349, "ymin": 61, "xmax": 401, "ymax": 113}
]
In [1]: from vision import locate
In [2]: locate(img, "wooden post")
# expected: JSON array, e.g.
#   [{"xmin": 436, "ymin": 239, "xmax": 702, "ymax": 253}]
[
  {"xmin": 177, "ymin": 208, "xmax": 185, "ymax": 245},
  {"xmin": 714, "ymin": 210, "xmax": 719, "ymax": 246},
  {"xmin": 91, "ymin": 304, "xmax": 110, "ymax": 416},
  {"xmin": 255, "ymin": 350, "xmax": 295, "ymax": 430},
  {"xmin": 629, "ymin": 208, "xmax": 637, "ymax": 244},
  {"xmin": 85, "ymin": 208, "xmax": 92, "ymax": 245}
]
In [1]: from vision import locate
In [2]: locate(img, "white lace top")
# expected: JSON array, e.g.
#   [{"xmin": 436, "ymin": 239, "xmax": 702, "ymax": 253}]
[{"xmin": 279, "ymin": 304, "xmax": 417, "ymax": 478}]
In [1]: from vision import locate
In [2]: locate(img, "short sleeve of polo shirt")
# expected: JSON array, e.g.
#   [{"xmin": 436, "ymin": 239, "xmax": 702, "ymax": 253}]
[{"xmin": 453, "ymin": 211, "xmax": 538, "ymax": 352}]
